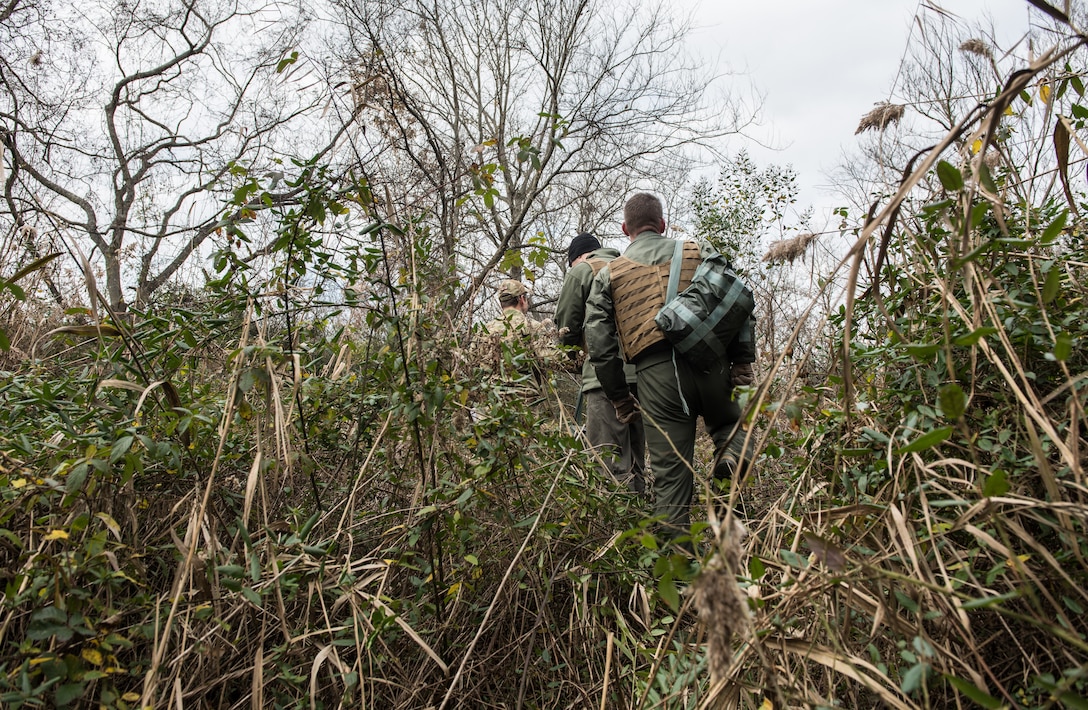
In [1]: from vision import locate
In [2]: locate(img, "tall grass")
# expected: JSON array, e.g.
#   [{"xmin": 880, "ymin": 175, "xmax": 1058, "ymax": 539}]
[
  {"xmin": 712, "ymin": 20, "xmax": 1088, "ymax": 706},
  {"xmin": 3, "ymin": 10, "xmax": 1088, "ymax": 710}
]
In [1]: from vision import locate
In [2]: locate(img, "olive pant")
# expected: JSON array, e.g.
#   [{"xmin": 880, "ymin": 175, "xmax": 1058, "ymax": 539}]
[
  {"xmin": 635, "ymin": 351, "xmax": 743, "ymax": 539},
  {"xmin": 584, "ymin": 387, "xmax": 646, "ymax": 493}
]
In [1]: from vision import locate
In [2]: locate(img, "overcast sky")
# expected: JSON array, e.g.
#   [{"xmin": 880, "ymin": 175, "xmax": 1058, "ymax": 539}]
[{"xmin": 677, "ymin": 0, "xmax": 1038, "ymax": 225}]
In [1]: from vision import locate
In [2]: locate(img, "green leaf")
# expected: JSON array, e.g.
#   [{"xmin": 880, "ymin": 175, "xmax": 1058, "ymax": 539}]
[
  {"xmin": 943, "ymin": 675, "xmax": 1003, "ymax": 708},
  {"xmin": 0, "ymin": 329, "xmax": 9, "ymax": 352},
  {"xmin": 894, "ymin": 589, "xmax": 919, "ymax": 613},
  {"xmin": 961, "ymin": 590, "xmax": 1020, "ymax": 610},
  {"xmin": 298, "ymin": 511, "xmax": 319, "ymax": 540},
  {"xmin": 238, "ymin": 369, "xmax": 257, "ymax": 393},
  {"xmin": 241, "ymin": 586, "xmax": 262, "ymax": 607},
  {"xmin": 55, "ymin": 682, "xmax": 85, "ymax": 706},
  {"xmin": 903, "ymin": 343, "xmax": 941, "ymax": 359},
  {"xmin": 936, "ymin": 161, "xmax": 964, "ymax": 191},
  {"xmin": 65, "ymin": 462, "xmax": 89, "ymax": 494},
  {"xmin": 978, "ymin": 164, "xmax": 999, "ymax": 194},
  {"xmin": 897, "ymin": 426, "xmax": 953, "ymax": 454},
  {"xmin": 953, "ymin": 327, "xmax": 997, "ymax": 346},
  {"xmin": 276, "ymin": 51, "xmax": 299, "ymax": 73},
  {"xmin": 109, "ymin": 436, "xmax": 133, "ymax": 464},
  {"xmin": 1042, "ymin": 211, "xmax": 1068, "ymax": 244},
  {"xmin": 8, "ymin": 252, "xmax": 62, "ymax": 285},
  {"xmin": 1042, "ymin": 267, "xmax": 1062, "ymax": 304},
  {"xmin": 464, "ymin": 554, "xmax": 479, "ymax": 566},
  {"xmin": 513, "ymin": 514, "xmax": 537, "ymax": 528},
  {"xmin": 982, "ymin": 469, "xmax": 1009, "ymax": 497},
  {"xmin": 748, "ymin": 555, "xmax": 766, "ymax": 579},
  {"xmin": 1054, "ymin": 691, "xmax": 1088, "ymax": 710},
  {"xmin": 1054, "ymin": 331, "xmax": 1073, "ymax": 361},
  {"xmin": 658, "ymin": 574, "xmax": 680, "ymax": 612},
  {"xmin": 780, "ymin": 549, "xmax": 807, "ymax": 569},
  {"xmin": 27, "ymin": 607, "xmax": 73, "ymax": 642},
  {"xmin": 901, "ymin": 662, "xmax": 928, "ymax": 694},
  {"xmin": 861, "ymin": 427, "xmax": 890, "ymax": 444},
  {"xmin": 938, "ymin": 384, "xmax": 966, "ymax": 420},
  {"xmin": 969, "ymin": 201, "xmax": 989, "ymax": 227}
]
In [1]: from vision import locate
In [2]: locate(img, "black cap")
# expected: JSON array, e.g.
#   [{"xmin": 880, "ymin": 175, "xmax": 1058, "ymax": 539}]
[{"xmin": 567, "ymin": 232, "xmax": 601, "ymax": 266}]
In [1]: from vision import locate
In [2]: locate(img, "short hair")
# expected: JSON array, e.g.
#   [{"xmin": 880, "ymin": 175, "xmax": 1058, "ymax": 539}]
[{"xmin": 624, "ymin": 193, "xmax": 664, "ymax": 235}]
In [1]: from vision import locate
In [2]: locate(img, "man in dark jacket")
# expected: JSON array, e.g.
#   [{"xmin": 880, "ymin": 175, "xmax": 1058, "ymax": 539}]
[
  {"xmin": 585, "ymin": 193, "xmax": 756, "ymax": 542},
  {"xmin": 555, "ymin": 233, "xmax": 645, "ymax": 493}
]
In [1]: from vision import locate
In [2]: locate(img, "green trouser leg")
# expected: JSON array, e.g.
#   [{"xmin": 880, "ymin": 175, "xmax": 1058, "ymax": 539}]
[
  {"xmin": 584, "ymin": 387, "xmax": 646, "ymax": 493},
  {"xmin": 636, "ymin": 353, "xmax": 741, "ymax": 543}
]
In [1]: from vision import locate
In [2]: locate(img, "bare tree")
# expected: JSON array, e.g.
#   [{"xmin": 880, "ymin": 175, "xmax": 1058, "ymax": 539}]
[
  {"xmin": 838, "ymin": 6, "xmax": 1078, "ymax": 218},
  {"xmin": 0, "ymin": 0, "xmax": 360, "ymax": 310},
  {"xmin": 333, "ymin": 0, "xmax": 754, "ymax": 312}
]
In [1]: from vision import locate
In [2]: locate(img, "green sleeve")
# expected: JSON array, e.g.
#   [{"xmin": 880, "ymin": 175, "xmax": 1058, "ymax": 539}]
[
  {"xmin": 584, "ymin": 267, "xmax": 629, "ymax": 401},
  {"xmin": 554, "ymin": 262, "xmax": 593, "ymax": 349}
]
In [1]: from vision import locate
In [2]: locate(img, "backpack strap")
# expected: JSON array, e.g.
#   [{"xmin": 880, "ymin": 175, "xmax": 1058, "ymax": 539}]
[
  {"xmin": 665, "ymin": 239, "xmax": 686, "ymax": 303},
  {"xmin": 586, "ymin": 257, "xmax": 609, "ymax": 276},
  {"xmin": 663, "ymin": 239, "xmax": 693, "ymax": 415}
]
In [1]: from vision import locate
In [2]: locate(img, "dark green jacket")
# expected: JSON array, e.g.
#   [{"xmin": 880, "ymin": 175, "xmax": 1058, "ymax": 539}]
[
  {"xmin": 555, "ymin": 247, "xmax": 636, "ymax": 392},
  {"xmin": 586, "ymin": 231, "xmax": 747, "ymax": 400}
]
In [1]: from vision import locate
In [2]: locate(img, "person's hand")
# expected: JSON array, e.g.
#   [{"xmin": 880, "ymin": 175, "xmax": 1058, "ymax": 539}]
[
  {"xmin": 730, "ymin": 362, "xmax": 755, "ymax": 388},
  {"xmin": 612, "ymin": 394, "xmax": 641, "ymax": 424},
  {"xmin": 563, "ymin": 348, "xmax": 585, "ymax": 372}
]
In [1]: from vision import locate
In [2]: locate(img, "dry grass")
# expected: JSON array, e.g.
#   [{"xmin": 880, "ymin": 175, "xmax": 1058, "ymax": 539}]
[
  {"xmin": 762, "ymin": 232, "xmax": 818, "ymax": 265},
  {"xmin": 959, "ymin": 38, "xmax": 994, "ymax": 59},
  {"xmin": 855, "ymin": 102, "xmax": 906, "ymax": 135},
  {"xmin": 715, "ymin": 25, "xmax": 1088, "ymax": 707},
  {"xmin": 4, "ymin": 14, "xmax": 1088, "ymax": 710}
]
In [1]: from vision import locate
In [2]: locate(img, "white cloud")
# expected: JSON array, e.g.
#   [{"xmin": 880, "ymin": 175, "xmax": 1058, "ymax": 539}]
[{"xmin": 677, "ymin": 0, "xmax": 1034, "ymax": 221}]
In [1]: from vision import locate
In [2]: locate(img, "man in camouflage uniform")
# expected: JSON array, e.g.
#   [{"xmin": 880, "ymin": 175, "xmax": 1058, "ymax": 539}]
[
  {"xmin": 478, "ymin": 279, "xmax": 559, "ymax": 401},
  {"xmin": 556, "ymin": 232, "xmax": 646, "ymax": 494},
  {"xmin": 585, "ymin": 193, "xmax": 756, "ymax": 543}
]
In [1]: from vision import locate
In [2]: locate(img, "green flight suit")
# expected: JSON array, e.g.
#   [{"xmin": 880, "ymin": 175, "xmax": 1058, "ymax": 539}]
[
  {"xmin": 585, "ymin": 231, "xmax": 752, "ymax": 539},
  {"xmin": 555, "ymin": 247, "xmax": 645, "ymax": 492}
]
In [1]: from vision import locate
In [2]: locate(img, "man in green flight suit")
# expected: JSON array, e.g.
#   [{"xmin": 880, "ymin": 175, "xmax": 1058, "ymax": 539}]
[
  {"xmin": 584, "ymin": 193, "xmax": 756, "ymax": 544},
  {"xmin": 555, "ymin": 232, "xmax": 646, "ymax": 494}
]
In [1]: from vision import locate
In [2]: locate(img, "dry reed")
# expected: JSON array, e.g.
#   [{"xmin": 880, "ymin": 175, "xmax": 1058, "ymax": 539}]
[
  {"xmin": 694, "ymin": 518, "xmax": 749, "ymax": 686},
  {"xmin": 855, "ymin": 102, "xmax": 906, "ymax": 134},
  {"xmin": 762, "ymin": 232, "xmax": 818, "ymax": 264},
  {"xmin": 959, "ymin": 38, "xmax": 994, "ymax": 59}
]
